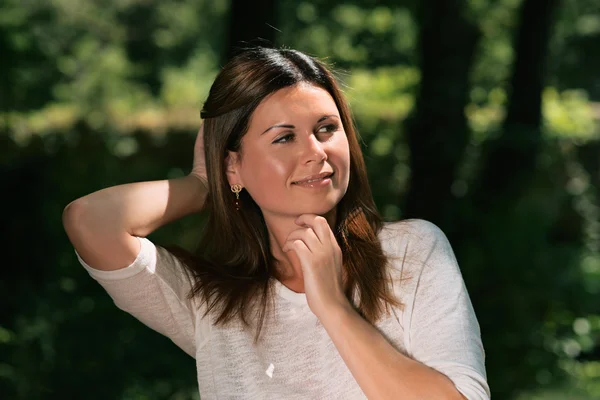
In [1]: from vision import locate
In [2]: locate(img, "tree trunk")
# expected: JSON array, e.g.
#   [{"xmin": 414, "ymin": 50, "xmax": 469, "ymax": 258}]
[
  {"xmin": 473, "ymin": 0, "xmax": 560, "ymax": 204},
  {"xmin": 225, "ymin": 0, "xmax": 278, "ymax": 63},
  {"xmin": 464, "ymin": 1, "xmax": 564, "ymax": 396},
  {"xmin": 403, "ymin": 0, "xmax": 480, "ymax": 224}
]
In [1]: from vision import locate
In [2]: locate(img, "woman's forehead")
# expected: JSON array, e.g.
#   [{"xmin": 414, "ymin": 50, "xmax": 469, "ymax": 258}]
[{"xmin": 251, "ymin": 84, "xmax": 340, "ymax": 127}]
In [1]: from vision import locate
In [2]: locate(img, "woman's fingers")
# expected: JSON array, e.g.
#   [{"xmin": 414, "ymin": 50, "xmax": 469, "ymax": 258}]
[
  {"xmin": 294, "ymin": 214, "xmax": 332, "ymax": 246},
  {"xmin": 282, "ymin": 227, "xmax": 319, "ymax": 253},
  {"xmin": 191, "ymin": 123, "xmax": 208, "ymax": 181}
]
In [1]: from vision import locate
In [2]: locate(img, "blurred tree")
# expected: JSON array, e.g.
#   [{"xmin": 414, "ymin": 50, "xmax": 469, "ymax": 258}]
[
  {"xmin": 459, "ymin": 0, "xmax": 595, "ymax": 397},
  {"xmin": 551, "ymin": 0, "xmax": 600, "ymax": 100},
  {"xmin": 0, "ymin": 1, "xmax": 60, "ymax": 111},
  {"xmin": 402, "ymin": 0, "xmax": 480, "ymax": 224},
  {"xmin": 226, "ymin": 0, "xmax": 278, "ymax": 62},
  {"xmin": 119, "ymin": 1, "xmax": 165, "ymax": 96},
  {"xmin": 0, "ymin": 0, "xmax": 227, "ymax": 115},
  {"xmin": 474, "ymin": 0, "xmax": 560, "ymax": 202}
]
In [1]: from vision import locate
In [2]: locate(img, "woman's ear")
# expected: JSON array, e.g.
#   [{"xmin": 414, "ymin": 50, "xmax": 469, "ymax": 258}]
[{"xmin": 225, "ymin": 151, "xmax": 243, "ymax": 186}]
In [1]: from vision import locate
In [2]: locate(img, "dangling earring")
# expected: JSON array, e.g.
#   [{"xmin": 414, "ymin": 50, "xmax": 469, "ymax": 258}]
[{"xmin": 231, "ymin": 184, "xmax": 243, "ymax": 210}]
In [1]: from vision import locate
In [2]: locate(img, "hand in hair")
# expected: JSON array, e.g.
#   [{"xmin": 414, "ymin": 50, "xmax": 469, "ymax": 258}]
[
  {"xmin": 282, "ymin": 214, "xmax": 350, "ymax": 321},
  {"xmin": 190, "ymin": 123, "xmax": 208, "ymax": 190}
]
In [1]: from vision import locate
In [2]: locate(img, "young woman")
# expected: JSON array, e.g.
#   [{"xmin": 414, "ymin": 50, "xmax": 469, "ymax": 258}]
[{"xmin": 63, "ymin": 47, "xmax": 490, "ymax": 399}]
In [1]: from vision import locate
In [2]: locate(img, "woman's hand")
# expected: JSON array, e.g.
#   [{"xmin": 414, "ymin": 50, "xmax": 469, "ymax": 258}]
[
  {"xmin": 282, "ymin": 214, "xmax": 351, "ymax": 320},
  {"xmin": 190, "ymin": 123, "xmax": 208, "ymax": 189}
]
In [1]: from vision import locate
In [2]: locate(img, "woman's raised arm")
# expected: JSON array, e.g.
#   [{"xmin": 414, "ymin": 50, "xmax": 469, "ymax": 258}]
[{"xmin": 62, "ymin": 125, "xmax": 208, "ymax": 271}]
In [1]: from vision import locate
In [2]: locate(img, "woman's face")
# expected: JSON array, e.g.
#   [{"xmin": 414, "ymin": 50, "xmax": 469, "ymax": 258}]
[{"xmin": 227, "ymin": 83, "xmax": 350, "ymax": 219}]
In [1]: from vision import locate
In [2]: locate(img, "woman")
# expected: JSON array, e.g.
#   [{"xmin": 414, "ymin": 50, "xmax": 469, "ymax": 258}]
[{"xmin": 63, "ymin": 47, "xmax": 490, "ymax": 399}]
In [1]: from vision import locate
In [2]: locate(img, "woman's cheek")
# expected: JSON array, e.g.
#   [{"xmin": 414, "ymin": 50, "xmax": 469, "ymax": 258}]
[{"xmin": 246, "ymin": 161, "xmax": 290, "ymax": 203}]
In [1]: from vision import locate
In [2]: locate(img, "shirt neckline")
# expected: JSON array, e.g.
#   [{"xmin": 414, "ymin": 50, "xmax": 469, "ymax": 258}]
[{"xmin": 274, "ymin": 278, "xmax": 308, "ymax": 307}]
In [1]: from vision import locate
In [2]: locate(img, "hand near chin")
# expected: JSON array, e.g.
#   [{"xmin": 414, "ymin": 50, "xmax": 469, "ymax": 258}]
[{"xmin": 282, "ymin": 214, "xmax": 350, "ymax": 320}]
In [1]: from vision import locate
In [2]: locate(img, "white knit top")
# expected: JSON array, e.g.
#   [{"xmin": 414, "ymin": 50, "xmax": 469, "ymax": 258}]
[{"xmin": 75, "ymin": 219, "xmax": 490, "ymax": 399}]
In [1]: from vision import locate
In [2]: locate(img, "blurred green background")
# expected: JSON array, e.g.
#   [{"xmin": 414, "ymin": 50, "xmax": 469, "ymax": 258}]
[{"xmin": 1, "ymin": 0, "xmax": 599, "ymax": 399}]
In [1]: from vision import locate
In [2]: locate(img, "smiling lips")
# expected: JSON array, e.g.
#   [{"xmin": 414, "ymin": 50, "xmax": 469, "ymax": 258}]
[{"xmin": 292, "ymin": 172, "xmax": 334, "ymax": 185}]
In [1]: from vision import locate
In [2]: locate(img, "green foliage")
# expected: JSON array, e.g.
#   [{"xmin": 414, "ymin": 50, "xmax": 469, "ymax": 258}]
[
  {"xmin": 2, "ymin": 0, "xmax": 600, "ymax": 399},
  {"xmin": 0, "ymin": 0, "xmax": 227, "ymax": 113},
  {"xmin": 1, "ymin": 128, "xmax": 204, "ymax": 399},
  {"xmin": 279, "ymin": 1, "xmax": 417, "ymax": 67}
]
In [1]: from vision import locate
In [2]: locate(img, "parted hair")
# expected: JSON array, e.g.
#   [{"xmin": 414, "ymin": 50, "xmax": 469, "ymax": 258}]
[{"xmin": 165, "ymin": 47, "xmax": 402, "ymax": 342}]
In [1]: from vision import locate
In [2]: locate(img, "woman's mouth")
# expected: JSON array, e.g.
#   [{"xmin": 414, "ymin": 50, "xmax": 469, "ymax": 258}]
[{"xmin": 292, "ymin": 172, "xmax": 334, "ymax": 187}]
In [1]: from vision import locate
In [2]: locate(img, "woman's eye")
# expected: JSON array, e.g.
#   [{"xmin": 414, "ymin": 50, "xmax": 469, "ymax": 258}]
[
  {"xmin": 317, "ymin": 124, "xmax": 338, "ymax": 137},
  {"xmin": 273, "ymin": 124, "xmax": 338, "ymax": 144},
  {"xmin": 273, "ymin": 133, "xmax": 295, "ymax": 144}
]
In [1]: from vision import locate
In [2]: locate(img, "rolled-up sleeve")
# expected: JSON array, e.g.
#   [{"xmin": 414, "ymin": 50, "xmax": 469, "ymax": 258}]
[
  {"xmin": 403, "ymin": 220, "xmax": 490, "ymax": 400},
  {"xmin": 75, "ymin": 237, "xmax": 209, "ymax": 358}
]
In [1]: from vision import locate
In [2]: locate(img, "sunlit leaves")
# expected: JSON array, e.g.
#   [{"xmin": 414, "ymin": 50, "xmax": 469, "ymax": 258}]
[{"xmin": 543, "ymin": 89, "xmax": 598, "ymax": 140}]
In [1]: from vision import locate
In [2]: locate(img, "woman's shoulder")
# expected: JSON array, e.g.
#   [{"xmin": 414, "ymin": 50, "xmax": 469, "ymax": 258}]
[
  {"xmin": 379, "ymin": 218, "xmax": 447, "ymax": 246},
  {"xmin": 379, "ymin": 218, "xmax": 454, "ymax": 269}
]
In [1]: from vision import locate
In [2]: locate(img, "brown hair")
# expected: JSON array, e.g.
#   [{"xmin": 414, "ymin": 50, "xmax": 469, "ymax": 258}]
[{"xmin": 167, "ymin": 47, "xmax": 402, "ymax": 341}]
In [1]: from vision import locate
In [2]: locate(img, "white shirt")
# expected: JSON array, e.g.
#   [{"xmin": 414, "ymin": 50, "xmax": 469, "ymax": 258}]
[{"xmin": 75, "ymin": 219, "xmax": 490, "ymax": 399}]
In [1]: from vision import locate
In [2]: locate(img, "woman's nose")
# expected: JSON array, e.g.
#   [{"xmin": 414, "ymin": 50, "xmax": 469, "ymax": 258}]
[{"xmin": 303, "ymin": 134, "xmax": 327, "ymax": 163}]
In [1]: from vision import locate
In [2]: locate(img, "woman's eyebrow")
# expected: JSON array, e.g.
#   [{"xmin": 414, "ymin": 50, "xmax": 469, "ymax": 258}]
[
  {"xmin": 261, "ymin": 115, "xmax": 339, "ymax": 135},
  {"xmin": 261, "ymin": 123, "xmax": 294, "ymax": 135},
  {"xmin": 318, "ymin": 114, "xmax": 339, "ymax": 122}
]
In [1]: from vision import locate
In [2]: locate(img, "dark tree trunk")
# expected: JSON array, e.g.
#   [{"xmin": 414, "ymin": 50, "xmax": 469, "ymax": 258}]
[
  {"xmin": 225, "ymin": 0, "xmax": 278, "ymax": 64},
  {"xmin": 464, "ymin": 1, "xmax": 564, "ymax": 396},
  {"xmin": 473, "ymin": 0, "xmax": 560, "ymax": 204},
  {"xmin": 403, "ymin": 0, "xmax": 480, "ymax": 225}
]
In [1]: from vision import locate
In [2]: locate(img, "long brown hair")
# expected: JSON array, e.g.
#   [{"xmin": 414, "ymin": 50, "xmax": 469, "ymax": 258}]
[{"xmin": 167, "ymin": 47, "xmax": 402, "ymax": 341}]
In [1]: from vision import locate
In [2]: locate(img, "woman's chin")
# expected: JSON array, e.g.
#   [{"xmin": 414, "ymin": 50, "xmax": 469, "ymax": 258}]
[
  {"xmin": 297, "ymin": 203, "xmax": 338, "ymax": 218},
  {"xmin": 259, "ymin": 196, "xmax": 341, "ymax": 219}
]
